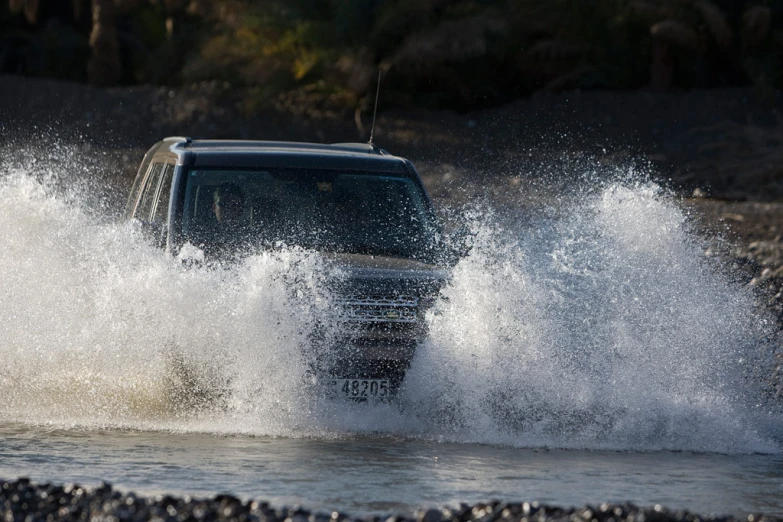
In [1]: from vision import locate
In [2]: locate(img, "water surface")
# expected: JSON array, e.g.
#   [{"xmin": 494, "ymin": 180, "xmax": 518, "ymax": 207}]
[{"xmin": 1, "ymin": 423, "xmax": 782, "ymax": 517}]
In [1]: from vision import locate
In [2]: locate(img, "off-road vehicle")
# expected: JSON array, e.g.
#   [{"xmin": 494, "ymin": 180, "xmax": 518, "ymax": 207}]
[{"xmin": 125, "ymin": 137, "xmax": 451, "ymax": 400}]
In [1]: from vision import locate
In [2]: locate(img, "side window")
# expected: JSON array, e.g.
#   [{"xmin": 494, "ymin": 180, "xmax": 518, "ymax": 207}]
[
  {"xmin": 135, "ymin": 163, "xmax": 165, "ymax": 221},
  {"xmin": 125, "ymin": 167, "xmax": 148, "ymax": 218},
  {"xmin": 152, "ymin": 164, "xmax": 174, "ymax": 224},
  {"xmin": 126, "ymin": 151, "xmax": 157, "ymax": 218}
]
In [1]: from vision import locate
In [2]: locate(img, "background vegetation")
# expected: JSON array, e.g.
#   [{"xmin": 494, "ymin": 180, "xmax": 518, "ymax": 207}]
[{"xmin": 2, "ymin": 0, "xmax": 781, "ymax": 111}]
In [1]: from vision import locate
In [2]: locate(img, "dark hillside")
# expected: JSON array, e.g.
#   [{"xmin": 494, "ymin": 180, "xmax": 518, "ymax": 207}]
[{"xmin": 2, "ymin": 1, "xmax": 782, "ymax": 110}]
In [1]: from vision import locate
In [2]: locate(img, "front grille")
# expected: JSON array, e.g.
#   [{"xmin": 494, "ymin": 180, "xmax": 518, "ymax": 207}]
[{"xmin": 337, "ymin": 295, "xmax": 419, "ymax": 324}]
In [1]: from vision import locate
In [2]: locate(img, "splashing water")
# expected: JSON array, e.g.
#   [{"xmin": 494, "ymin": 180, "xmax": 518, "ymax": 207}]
[
  {"xmin": 406, "ymin": 182, "xmax": 779, "ymax": 452},
  {"xmin": 0, "ymin": 148, "xmax": 779, "ymax": 453}
]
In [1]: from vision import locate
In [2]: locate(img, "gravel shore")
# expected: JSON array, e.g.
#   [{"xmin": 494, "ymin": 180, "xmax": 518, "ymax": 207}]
[{"xmin": 1, "ymin": 479, "xmax": 779, "ymax": 522}]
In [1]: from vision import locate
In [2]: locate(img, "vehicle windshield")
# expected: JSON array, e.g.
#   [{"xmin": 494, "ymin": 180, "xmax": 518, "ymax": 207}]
[{"xmin": 182, "ymin": 167, "xmax": 439, "ymax": 261}]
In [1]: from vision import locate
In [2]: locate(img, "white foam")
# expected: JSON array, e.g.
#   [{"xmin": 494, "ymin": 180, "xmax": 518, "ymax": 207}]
[
  {"xmin": 405, "ymin": 182, "xmax": 779, "ymax": 453},
  {"xmin": 0, "ymin": 150, "xmax": 779, "ymax": 452}
]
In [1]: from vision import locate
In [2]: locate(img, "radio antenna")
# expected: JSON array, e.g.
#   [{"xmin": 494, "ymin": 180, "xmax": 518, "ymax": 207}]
[{"xmin": 368, "ymin": 69, "xmax": 382, "ymax": 145}]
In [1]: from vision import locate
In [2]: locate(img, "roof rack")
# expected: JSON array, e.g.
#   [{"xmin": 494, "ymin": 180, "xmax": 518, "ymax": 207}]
[{"xmin": 164, "ymin": 138, "xmax": 386, "ymax": 155}]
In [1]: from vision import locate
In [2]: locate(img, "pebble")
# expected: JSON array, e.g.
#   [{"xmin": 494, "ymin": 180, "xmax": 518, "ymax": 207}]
[{"xmin": 0, "ymin": 479, "xmax": 780, "ymax": 522}]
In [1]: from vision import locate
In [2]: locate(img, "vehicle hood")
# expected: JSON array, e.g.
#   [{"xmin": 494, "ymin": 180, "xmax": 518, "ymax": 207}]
[{"xmin": 322, "ymin": 253, "xmax": 449, "ymax": 296}]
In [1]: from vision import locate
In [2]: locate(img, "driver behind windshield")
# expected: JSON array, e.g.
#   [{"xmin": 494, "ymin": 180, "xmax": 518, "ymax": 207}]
[
  {"xmin": 206, "ymin": 182, "xmax": 250, "ymax": 258},
  {"xmin": 213, "ymin": 182, "xmax": 245, "ymax": 225}
]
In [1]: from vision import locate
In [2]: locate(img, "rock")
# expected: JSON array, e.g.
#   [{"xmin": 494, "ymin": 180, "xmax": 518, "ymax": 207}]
[
  {"xmin": 0, "ymin": 479, "xmax": 779, "ymax": 522},
  {"xmin": 417, "ymin": 508, "xmax": 444, "ymax": 522}
]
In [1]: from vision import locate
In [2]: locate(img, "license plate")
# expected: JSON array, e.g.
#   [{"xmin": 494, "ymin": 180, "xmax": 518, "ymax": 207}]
[{"xmin": 333, "ymin": 379, "xmax": 390, "ymax": 399}]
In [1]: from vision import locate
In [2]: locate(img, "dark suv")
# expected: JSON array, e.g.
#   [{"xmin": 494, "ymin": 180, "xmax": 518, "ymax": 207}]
[{"xmin": 125, "ymin": 137, "xmax": 450, "ymax": 400}]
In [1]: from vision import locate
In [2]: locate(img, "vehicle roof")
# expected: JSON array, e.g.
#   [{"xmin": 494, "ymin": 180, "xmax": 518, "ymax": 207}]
[{"xmin": 154, "ymin": 137, "xmax": 411, "ymax": 172}]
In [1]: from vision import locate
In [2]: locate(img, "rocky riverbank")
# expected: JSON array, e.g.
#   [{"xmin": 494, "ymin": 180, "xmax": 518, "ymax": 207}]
[
  {"xmin": 683, "ymin": 199, "xmax": 783, "ymax": 325},
  {"xmin": 1, "ymin": 479, "xmax": 779, "ymax": 522}
]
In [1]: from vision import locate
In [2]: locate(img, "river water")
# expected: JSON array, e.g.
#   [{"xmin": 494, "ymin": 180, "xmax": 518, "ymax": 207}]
[
  {"xmin": 1, "ymin": 422, "xmax": 783, "ymax": 517},
  {"xmin": 1, "ymin": 147, "xmax": 782, "ymax": 517}
]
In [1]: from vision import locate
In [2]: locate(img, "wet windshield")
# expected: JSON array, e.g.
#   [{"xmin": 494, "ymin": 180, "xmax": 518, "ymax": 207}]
[{"xmin": 182, "ymin": 168, "xmax": 439, "ymax": 260}]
